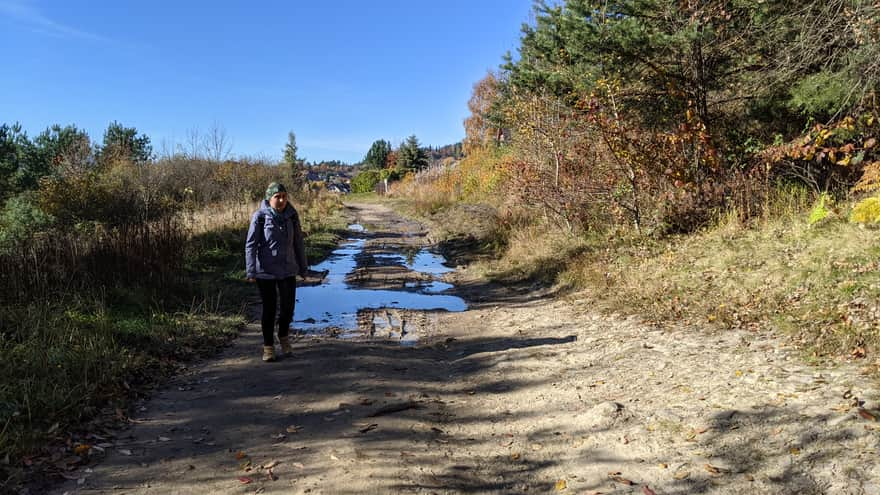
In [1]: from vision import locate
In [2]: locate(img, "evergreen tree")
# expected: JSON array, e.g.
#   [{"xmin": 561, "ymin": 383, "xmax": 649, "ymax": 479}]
[
  {"xmin": 0, "ymin": 124, "xmax": 29, "ymax": 202},
  {"xmin": 283, "ymin": 131, "xmax": 303, "ymax": 190},
  {"xmin": 363, "ymin": 139, "xmax": 391, "ymax": 169},
  {"xmin": 99, "ymin": 121, "xmax": 152, "ymax": 165},
  {"xmin": 396, "ymin": 135, "xmax": 429, "ymax": 173}
]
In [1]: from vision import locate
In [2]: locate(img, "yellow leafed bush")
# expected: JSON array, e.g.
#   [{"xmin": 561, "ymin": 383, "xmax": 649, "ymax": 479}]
[{"xmin": 849, "ymin": 195, "xmax": 880, "ymax": 224}]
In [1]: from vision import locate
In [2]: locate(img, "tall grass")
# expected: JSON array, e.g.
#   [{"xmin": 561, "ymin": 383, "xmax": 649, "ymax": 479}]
[
  {"xmin": 0, "ymin": 218, "xmax": 186, "ymax": 305},
  {"xmin": 0, "ymin": 296, "xmax": 241, "ymax": 468},
  {"xmin": 0, "ymin": 193, "xmax": 345, "ymax": 488},
  {"xmin": 555, "ymin": 186, "xmax": 880, "ymax": 359},
  {"xmin": 394, "ymin": 173, "xmax": 879, "ymax": 364}
]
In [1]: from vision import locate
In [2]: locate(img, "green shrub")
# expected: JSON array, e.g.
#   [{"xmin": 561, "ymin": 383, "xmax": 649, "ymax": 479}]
[
  {"xmin": 788, "ymin": 70, "xmax": 854, "ymax": 118},
  {"xmin": 351, "ymin": 169, "xmax": 381, "ymax": 193},
  {"xmin": 0, "ymin": 192, "xmax": 54, "ymax": 250},
  {"xmin": 850, "ymin": 196, "xmax": 880, "ymax": 225}
]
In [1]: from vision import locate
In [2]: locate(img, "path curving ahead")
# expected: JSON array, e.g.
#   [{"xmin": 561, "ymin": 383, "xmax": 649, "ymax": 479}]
[{"xmin": 52, "ymin": 202, "xmax": 880, "ymax": 494}]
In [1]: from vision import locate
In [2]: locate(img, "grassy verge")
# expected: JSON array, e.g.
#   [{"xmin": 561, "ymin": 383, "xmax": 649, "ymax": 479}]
[
  {"xmin": 0, "ymin": 194, "xmax": 346, "ymax": 490},
  {"xmin": 563, "ymin": 211, "xmax": 880, "ymax": 363},
  {"xmin": 386, "ymin": 197, "xmax": 509, "ymax": 266},
  {"xmin": 389, "ymin": 193, "xmax": 880, "ymax": 366},
  {"xmin": 298, "ymin": 194, "xmax": 350, "ymax": 262}
]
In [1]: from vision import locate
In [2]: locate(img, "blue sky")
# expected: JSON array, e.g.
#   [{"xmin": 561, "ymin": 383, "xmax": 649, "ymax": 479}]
[{"xmin": 0, "ymin": 1, "xmax": 534, "ymax": 163}]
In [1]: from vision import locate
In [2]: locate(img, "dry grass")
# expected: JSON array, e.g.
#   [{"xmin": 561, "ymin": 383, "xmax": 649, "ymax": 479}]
[
  {"xmin": 185, "ymin": 201, "xmax": 256, "ymax": 234},
  {"xmin": 393, "ymin": 184, "xmax": 880, "ymax": 363},
  {"xmin": 563, "ymin": 205, "xmax": 880, "ymax": 361},
  {"xmin": 0, "ymin": 193, "xmax": 347, "ymax": 489},
  {"xmin": 481, "ymin": 218, "xmax": 594, "ymax": 285}
]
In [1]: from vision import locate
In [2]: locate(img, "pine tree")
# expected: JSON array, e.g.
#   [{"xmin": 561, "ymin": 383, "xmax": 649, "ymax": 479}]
[
  {"xmin": 283, "ymin": 131, "xmax": 303, "ymax": 190},
  {"xmin": 363, "ymin": 139, "xmax": 391, "ymax": 169},
  {"xmin": 395, "ymin": 135, "xmax": 429, "ymax": 173}
]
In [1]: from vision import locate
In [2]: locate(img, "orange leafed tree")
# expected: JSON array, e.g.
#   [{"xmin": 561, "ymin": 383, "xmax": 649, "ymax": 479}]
[{"xmin": 463, "ymin": 72, "xmax": 501, "ymax": 155}]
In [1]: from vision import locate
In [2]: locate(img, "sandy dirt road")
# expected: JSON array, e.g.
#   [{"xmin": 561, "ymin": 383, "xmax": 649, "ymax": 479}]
[{"xmin": 50, "ymin": 202, "xmax": 880, "ymax": 494}]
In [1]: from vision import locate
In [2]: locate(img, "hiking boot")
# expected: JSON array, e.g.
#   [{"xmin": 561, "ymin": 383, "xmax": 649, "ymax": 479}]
[
  {"xmin": 279, "ymin": 336, "xmax": 293, "ymax": 356},
  {"xmin": 262, "ymin": 345, "xmax": 276, "ymax": 362}
]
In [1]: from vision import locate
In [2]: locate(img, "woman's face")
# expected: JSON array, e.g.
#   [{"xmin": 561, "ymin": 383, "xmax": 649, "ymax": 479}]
[{"xmin": 269, "ymin": 192, "xmax": 288, "ymax": 212}]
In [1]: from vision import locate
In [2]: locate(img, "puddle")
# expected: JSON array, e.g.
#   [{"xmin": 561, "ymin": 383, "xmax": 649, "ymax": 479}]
[{"xmin": 294, "ymin": 223, "xmax": 466, "ymax": 343}]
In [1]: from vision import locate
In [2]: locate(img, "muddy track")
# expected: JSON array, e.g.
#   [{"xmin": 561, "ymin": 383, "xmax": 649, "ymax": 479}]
[{"xmin": 50, "ymin": 202, "xmax": 880, "ymax": 495}]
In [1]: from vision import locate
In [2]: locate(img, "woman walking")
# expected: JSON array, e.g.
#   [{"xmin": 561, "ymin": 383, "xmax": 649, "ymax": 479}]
[{"xmin": 245, "ymin": 182, "xmax": 309, "ymax": 362}]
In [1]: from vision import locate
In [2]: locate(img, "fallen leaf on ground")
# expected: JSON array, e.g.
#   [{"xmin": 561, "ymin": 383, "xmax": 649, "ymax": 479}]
[
  {"xmin": 858, "ymin": 409, "xmax": 878, "ymax": 421},
  {"xmin": 238, "ymin": 476, "xmax": 252, "ymax": 484},
  {"xmin": 555, "ymin": 479, "xmax": 567, "ymax": 491},
  {"xmin": 330, "ymin": 454, "xmax": 340, "ymax": 461},
  {"xmin": 235, "ymin": 451, "xmax": 247, "ymax": 460},
  {"xmin": 263, "ymin": 460, "xmax": 279, "ymax": 469},
  {"xmin": 73, "ymin": 444, "xmax": 90, "ymax": 456},
  {"xmin": 673, "ymin": 470, "xmax": 690, "ymax": 480},
  {"xmin": 511, "ymin": 453, "xmax": 521, "ymax": 460},
  {"xmin": 704, "ymin": 464, "xmax": 723, "ymax": 476},
  {"xmin": 608, "ymin": 472, "xmax": 634, "ymax": 485},
  {"xmin": 286, "ymin": 425, "xmax": 303, "ymax": 433},
  {"xmin": 790, "ymin": 447, "xmax": 801, "ymax": 455}
]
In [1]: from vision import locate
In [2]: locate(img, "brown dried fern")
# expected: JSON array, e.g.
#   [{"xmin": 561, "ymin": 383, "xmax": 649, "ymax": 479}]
[{"xmin": 854, "ymin": 160, "xmax": 880, "ymax": 193}]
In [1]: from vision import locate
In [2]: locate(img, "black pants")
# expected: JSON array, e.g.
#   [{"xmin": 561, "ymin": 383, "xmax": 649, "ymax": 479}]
[{"xmin": 255, "ymin": 277, "xmax": 296, "ymax": 346}]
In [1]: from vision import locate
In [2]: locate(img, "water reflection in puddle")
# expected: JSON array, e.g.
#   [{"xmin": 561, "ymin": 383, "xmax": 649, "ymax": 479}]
[
  {"xmin": 294, "ymin": 224, "xmax": 466, "ymax": 341},
  {"xmin": 372, "ymin": 252, "xmax": 454, "ymax": 275}
]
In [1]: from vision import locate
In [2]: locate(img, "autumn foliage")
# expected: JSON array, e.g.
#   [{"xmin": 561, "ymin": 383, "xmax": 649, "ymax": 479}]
[{"xmin": 411, "ymin": 0, "xmax": 880, "ymax": 236}]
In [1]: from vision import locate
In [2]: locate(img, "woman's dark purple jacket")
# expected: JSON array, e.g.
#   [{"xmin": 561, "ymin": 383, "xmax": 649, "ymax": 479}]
[{"xmin": 245, "ymin": 200, "xmax": 308, "ymax": 280}]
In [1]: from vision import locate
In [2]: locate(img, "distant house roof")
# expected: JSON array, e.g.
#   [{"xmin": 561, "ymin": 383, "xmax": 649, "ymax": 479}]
[{"xmin": 327, "ymin": 183, "xmax": 351, "ymax": 194}]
